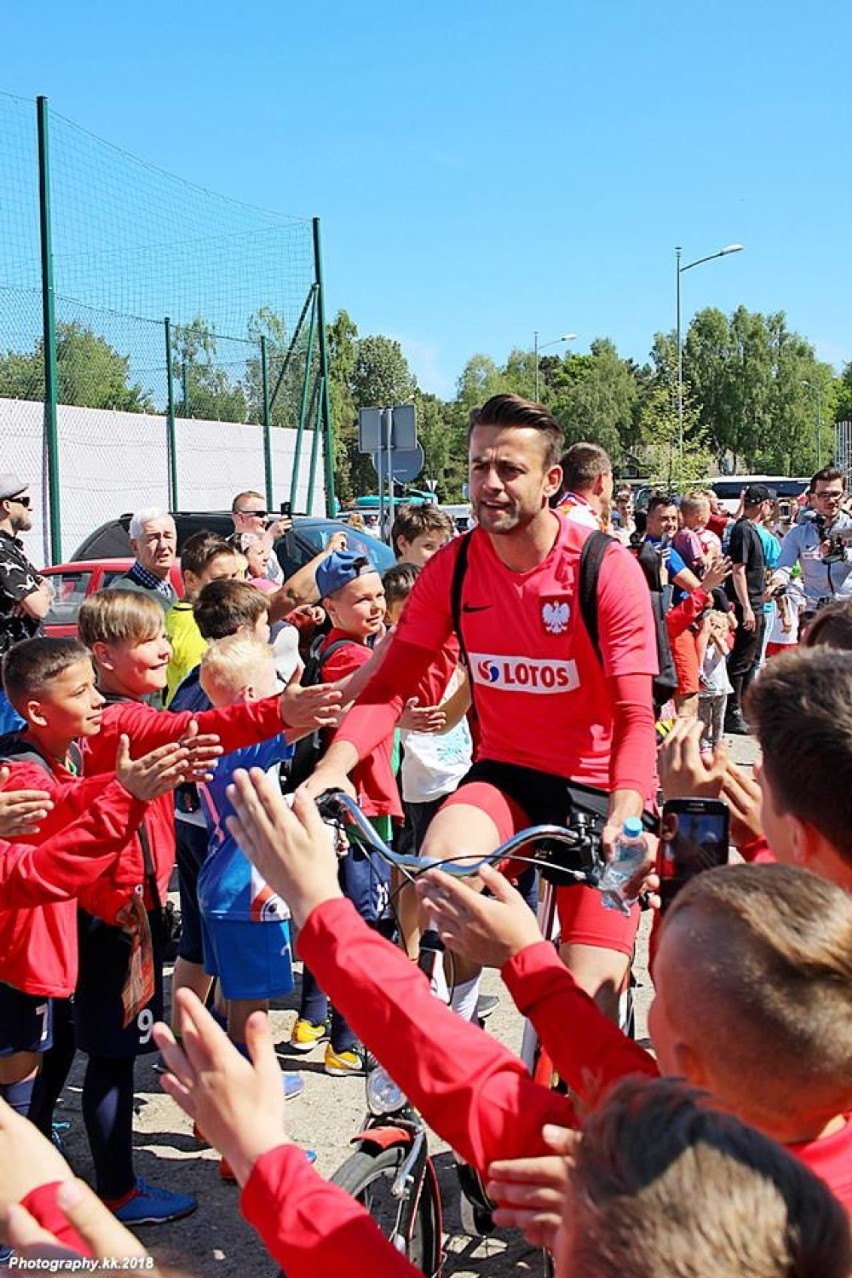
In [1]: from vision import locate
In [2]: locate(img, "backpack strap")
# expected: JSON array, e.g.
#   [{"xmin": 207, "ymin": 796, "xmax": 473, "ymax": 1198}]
[
  {"xmin": 450, "ymin": 531, "xmax": 474, "ymax": 668},
  {"xmin": 578, "ymin": 530, "xmax": 615, "ymax": 666}
]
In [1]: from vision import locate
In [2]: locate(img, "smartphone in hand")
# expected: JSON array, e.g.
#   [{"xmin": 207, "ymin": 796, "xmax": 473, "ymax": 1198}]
[
  {"xmin": 280, "ymin": 501, "xmax": 292, "ymax": 518},
  {"xmin": 659, "ymin": 798, "xmax": 729, "ymax": 913}
]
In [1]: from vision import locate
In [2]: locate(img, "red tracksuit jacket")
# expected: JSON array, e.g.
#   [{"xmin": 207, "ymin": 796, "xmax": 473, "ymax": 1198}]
[{"xmin": 0, "ymin": 693, "xmax": 286, "ymax": 996}]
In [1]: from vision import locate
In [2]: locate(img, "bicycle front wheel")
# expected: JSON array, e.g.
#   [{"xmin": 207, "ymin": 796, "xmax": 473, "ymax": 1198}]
[{"xmin": 331, "ymin": 1146, "xmax": 442, "ymax": 1277}]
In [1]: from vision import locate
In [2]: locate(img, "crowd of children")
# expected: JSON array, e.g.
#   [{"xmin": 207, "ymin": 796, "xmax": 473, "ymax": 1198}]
[{"xmin": 0, "ymin": 482, "xmax": 850, "ymax": 1276}]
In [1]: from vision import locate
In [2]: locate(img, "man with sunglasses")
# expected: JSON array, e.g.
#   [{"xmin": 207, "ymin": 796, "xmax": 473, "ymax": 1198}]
[
  {"xmin": 230, "ymin": 491, "xmax": 291, "ymax": 587},
  {"xmin": 0, "ymin": 474, "xmax": 54, "ymax": 731},
  {"xmin": 770, "ymin": 467, "xmax": 852, "ymax": 629}
]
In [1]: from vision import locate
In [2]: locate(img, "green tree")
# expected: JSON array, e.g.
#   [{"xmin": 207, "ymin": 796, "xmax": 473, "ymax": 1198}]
[
  {"xmin": 0, "ymin": 321, "xmax": 152, "ymax": 411},
  {"xmin": 326, "ymin": 309, "xmax": 359, "ymax": 501},
  {"xmin": 636, "ymin": 383, "xmax": 713, "ymax": 489},
  {"xmin": 172, "ymin": 316, "xmax": 247, "ymax": 423},
  {"xmin": 549, "ymin": 339, "xmax": 638, "ymax": 467},
  {"xmin": 455, "ymin": 354, "xmax": 508, "ymax": 414},
  {"xmin": 413, "ymin": 390, "xmax": 466, "ymax": 500}
]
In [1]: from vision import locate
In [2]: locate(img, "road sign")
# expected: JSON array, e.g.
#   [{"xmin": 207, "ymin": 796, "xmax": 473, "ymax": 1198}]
[
  {"xmin": 358, "ymin": 404, "xmax": 417, "ymax": 453},
  {"xmin": 371, "ymin": 442, "xmax": 424, "ymax": 484}
]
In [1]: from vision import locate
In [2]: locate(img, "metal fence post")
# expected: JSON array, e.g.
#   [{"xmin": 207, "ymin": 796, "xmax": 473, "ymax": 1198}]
[
  {"xmin": 312, "ymin": 218, "xmax": 336, "ymax": 515},
  {"xmin": 261, "ymin": 336, "xmax": 273, "ymax": 508},
  {"xmin": 164, "ymin": 317, "xmax": 178, "ymax": 509},
  {"xmin": 305, "ymin": 379, "xmax": 322, "ymax": 516},
  {"xmin": 289, "ymin": 292, "xmax": 317, "ymax": 510},
  {"xmin": 36, "ymin": 95, "xmax": 61, "ymax": 563}
]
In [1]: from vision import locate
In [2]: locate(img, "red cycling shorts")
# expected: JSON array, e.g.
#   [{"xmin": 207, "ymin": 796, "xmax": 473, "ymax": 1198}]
[{"xmin": 441, "ymin": 762, "xmax": 640, "ymax": 956}]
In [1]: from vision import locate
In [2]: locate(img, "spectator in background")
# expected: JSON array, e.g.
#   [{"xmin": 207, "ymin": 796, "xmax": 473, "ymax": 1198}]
[
  {"xmin": 554, "ymin": 442, "xmax": 612, "ymax": 531},
  {"xmin": 230, "ymin": 491, "xmax": 291, "ymax": 587},
  {"xmin": 673, "ymin": 491, "xmax": 718, "ymax": 572},
  {"xmin": 107, "ymin": 508, "xmax": 177, "ymax": 608},
  {"xmin": 229, "ymin": 533, "xmax": 279, "ymax": 595},
  {"xmin": 611, "ymin": 487, "xmax": 636, "ymax": 543},
  {"xmin": 724, "ymin": 484, "xmax": 772, "ymax": 733},
  {"xmin": 703, "ymin": 488, "xmax": 731, "ymax": 544},
  {"xmin": 0, "ymin": 473, "xmax": 53, "ymax": 733},
  {"xmin": 164, "ymin": 532, "xmax": 240, "ymax": 705}
]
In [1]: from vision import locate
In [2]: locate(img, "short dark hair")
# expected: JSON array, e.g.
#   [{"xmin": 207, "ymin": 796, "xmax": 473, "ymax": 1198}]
[
  {"xmin": 180, "ymin": 531, "xmax": 237, "ymax": 578},
  {"xmin": 571, "ymin": 1075, "xmax": 852, "ymax": 1278},
  {"xmin": 468, "ymin": 394, "xmax": 564, "ymax": 469},
  {"xmin": 3, "ymin": 636, "xmax": 92, "ymax": 707},
  {"xmin": 810, "ymin": 466, "xmax": 844, "ymax": 492},
  {"xmin": 193, "ymin": 579, "xmax": 270, "ymax": 640},
  {"xmin": 804, "ymin": 598, "xmax": 852, "ymax": 651},
  {"xmin": 745, "ymin": 647, "xmax": 852, "ymax": 861},
  {"xmin": 646, "ymin": 492, "xmax": 677, "ymax": 516},
  {"xmin": 390, "ymin": 504, "xmax": 453, "ymax": 558},
  {"xmin": 382, "ymin": 561, "xmax": 420, "ymax": 609},
  {"xmin": 560, "ymin": 442, "xmax": 612, "ymax": 494}
]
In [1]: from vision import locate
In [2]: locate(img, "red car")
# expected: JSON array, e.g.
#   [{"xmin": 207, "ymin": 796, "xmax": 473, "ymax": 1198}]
[{"xmin": 40, "ymin": 560, "xmax": 185, "ymax": 638}]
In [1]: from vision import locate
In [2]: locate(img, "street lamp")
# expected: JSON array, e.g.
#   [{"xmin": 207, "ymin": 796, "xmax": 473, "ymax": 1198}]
[
  {"xmin": 534, "ymin": 331, "xmax": 577, "ymax": 402},
  {"xmin": 676, "ymin": 243, "xmax": 744, "ymax": 455},
  {"xmin": 802, "ymin": 379, "xmax": 824, "ymax": 469}
]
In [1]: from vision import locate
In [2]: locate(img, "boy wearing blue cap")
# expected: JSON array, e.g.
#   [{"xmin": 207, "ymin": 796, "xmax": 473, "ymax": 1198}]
[{"xmin": 290, "ymin": 552, "xmax": 401, "ymax": 1073}]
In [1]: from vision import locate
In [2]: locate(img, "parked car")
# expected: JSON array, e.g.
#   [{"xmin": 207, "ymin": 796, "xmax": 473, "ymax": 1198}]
[
  {"xmin": 40, "ymin": 559, "xmax": 185, "ymax": 638},
  {"xmin": 43, "ymin": 513, "xmax": 395, "ymax": 637}
]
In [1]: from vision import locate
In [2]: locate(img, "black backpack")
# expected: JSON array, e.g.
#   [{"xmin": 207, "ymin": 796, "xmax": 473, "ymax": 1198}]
[
  {"xmin": 282, "ymin": 634, "xmax": 360, "ymax": 793},
  {"xmin": 450, "ymin": 529, "xmax": 677, "ymax": 711}
]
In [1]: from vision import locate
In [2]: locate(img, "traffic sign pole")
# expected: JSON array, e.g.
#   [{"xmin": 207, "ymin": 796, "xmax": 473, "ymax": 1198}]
[{"xmin": 384, "ymin": 407, "xmax": 395, "ymax": 535}]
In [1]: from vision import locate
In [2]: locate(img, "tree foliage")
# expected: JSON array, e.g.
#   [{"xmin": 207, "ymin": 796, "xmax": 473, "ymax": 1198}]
[{"xmin": 0, "ymin": 321, "xmax": 152, "ymax": 411}]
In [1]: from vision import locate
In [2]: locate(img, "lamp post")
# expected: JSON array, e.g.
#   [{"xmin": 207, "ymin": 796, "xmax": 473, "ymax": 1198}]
[
  {"xmin": 676, "ymin": 243, "xmax": 744, "ymax": 456},
  {"xmin": 534, "ymin": 331, "xmax": 576, "ymax": 402},
  {"xmin": 802, "ymin": 379, "xmax": 824, "ymax": 469}
]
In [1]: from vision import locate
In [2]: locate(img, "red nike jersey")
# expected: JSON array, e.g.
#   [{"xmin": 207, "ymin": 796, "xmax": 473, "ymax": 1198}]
[{"xmin": 393, "ymin": 516, "xmax": 657, "ymax": 790}]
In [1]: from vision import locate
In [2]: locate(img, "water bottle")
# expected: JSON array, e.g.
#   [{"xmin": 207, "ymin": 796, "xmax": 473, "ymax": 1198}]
[{"xmin": 599, "ymin": 818, "xmax": 648, "ymax": 915}]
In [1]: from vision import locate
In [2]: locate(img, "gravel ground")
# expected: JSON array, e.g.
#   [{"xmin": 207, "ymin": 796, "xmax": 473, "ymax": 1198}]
[{"xmin": 50, "ymin": 733, "xmax": 759, "ymax": 1276}]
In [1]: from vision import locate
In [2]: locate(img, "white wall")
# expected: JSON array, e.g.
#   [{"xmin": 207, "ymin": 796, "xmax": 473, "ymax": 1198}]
[{"xmin": 0, "ymin": 398, "xmax": 326, "ymax": 566}]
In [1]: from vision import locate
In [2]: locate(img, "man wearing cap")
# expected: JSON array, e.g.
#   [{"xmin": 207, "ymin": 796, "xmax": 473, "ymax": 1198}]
[
  {"xmin": 724, "ymin": 483, "xmax": 773, "ymax": 733},
  {"xmin": 0, "ymin": 474, "xmax": 54, "ymax": 731}
]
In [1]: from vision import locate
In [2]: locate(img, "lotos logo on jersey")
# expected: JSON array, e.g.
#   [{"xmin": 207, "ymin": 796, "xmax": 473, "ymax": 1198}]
[{"xmin": 470, "ymin": 652, "xmax": 579, "ymax": 695}]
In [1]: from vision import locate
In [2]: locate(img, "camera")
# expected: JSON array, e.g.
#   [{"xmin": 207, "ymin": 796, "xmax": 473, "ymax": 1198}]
[{"xmin": 802, "ymin": 510, "xmax": 852, "ymax": 565}]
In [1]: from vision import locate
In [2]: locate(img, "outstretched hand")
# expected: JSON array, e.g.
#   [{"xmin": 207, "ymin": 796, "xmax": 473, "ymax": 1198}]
[
  {"xmin": 226, "ymin": 772, "xmax": 343, "ymax": 926},
  {"xmin": 154, "ymin": 990, "xmax": 285, "ymax": 1189},
  {"xmin": 280, "ymin": 681, "xmax": 344, "ymax": 734},
  {"xmin": 486, "ymin": 1124, "xmax": 581, "ymax": 1251},
  {"xmin": 115, "ymin": 735, "xmax": 188, "ymax": 802},
  {"xmin": 399, "ymin": 698, "xmax": 447, "ymax": 734},
  {"xmin": 0, "ymin": 765, "xmax": 53, "ymax": 838},
  {"xmin": 179, "ymin": 718, "xmax": 223, "ymax": 783},
  {"xmin": 415, "ymin": 863, "xmax": 543, "ymax": 968}
]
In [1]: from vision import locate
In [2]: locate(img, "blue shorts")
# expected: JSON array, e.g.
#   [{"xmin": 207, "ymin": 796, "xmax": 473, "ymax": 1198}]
[
  {"xmin": 201, "ymin": 915, "xmax": 293, "ymax": 1001},
  {"xmin": 175, "ymin": 818, "xmax": 209, "ymax": 965},
  {"xmin": 74, "ymin": 910, "xmax": 164, "ymax": 1059},
  {"xmin": 0, "ymin": 984, "xmax": 53, "ymax": 1056}
]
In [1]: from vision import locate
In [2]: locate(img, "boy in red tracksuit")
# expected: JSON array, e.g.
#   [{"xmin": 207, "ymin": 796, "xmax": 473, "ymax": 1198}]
[
  {"xmin": 290, "ymin": 551, "xmax": 402, "ymax": 1075},
  {"xmin": 0, "ymin": 730, "xmax": 186, "ymax": 1120},
  {"xmin": 1, "ymin": 601, "xmax": 339, "ymax": 1226}
]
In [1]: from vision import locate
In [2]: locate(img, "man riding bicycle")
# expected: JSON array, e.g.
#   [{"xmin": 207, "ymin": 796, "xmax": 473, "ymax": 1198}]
[{"xmin": 307, "ymin": 393, "xmax": 658, "ymax": 1018}]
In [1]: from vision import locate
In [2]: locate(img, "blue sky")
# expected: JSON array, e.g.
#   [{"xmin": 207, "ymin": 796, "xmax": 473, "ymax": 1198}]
[{"xmin": 4, "ymin": 0, "xmax": 851, "ymax": 398}]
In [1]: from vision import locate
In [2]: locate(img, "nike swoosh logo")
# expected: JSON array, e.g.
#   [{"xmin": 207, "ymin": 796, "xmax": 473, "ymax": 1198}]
[{"xmin": 462, "ymin": 603, "xmax": 493, "ymax": 612}]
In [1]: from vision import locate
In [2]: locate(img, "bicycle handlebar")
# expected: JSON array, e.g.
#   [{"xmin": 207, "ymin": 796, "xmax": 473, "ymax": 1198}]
[{"xmin": 316, "ymin": 790, "xmax": 606, "ymax": 887}]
